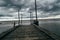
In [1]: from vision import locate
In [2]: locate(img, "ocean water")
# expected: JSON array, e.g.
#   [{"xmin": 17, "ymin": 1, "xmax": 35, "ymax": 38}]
[
  {"xmin": 39, "ymin": 21, "xmax": 60, "ymax": 36},
  {"xmin": 0, "ymin": 21, "xmax": 14, "ymax": 34}
]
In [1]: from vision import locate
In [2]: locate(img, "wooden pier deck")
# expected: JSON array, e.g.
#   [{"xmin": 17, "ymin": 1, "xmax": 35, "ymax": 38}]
[{"xmin": 1, "ymin": 25, "xmax": 54, "ymax": 40}]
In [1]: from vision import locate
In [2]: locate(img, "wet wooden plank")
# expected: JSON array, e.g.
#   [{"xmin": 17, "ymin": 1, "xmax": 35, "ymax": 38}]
[{"xmin": 1, "ymin": 25, "xmax": 54, "ymax": 40}]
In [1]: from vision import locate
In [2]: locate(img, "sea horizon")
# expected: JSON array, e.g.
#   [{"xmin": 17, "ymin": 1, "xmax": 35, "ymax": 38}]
[{"xmin": 0, "ymin": 17, "xmax": 60, "ymax": 21}]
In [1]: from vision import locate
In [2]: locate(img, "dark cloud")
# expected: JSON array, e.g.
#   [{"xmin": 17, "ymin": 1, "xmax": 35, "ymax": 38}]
[{"xmin": 0, "ymin": 0, "xmax": 60, "ymax": 18}]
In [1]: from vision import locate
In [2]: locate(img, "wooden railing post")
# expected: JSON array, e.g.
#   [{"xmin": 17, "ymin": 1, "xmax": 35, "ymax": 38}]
[{"xmin": 14, "ymin": 22, "xmax": 15, "ymax": 28}]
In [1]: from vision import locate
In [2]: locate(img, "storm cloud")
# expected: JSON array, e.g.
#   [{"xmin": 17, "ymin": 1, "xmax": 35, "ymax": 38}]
[{"xmin": 0, "ymin": 0, "xmax": 60, "ymax": 19}]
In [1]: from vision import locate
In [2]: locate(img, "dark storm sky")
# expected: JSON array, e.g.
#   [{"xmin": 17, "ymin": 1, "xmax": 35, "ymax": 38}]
[{"xmin": 0, "ymin": 0, "xmax": 60, "ymax": 19}]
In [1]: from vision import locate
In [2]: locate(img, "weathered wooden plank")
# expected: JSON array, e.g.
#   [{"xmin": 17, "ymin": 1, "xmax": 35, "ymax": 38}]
[{"xmin": 1, "ymin": 25, "xmax": 54, "ymax": 40}]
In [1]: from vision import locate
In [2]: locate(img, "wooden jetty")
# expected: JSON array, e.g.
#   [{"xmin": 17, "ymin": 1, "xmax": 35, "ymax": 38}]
[{"xmin": 0, "ymin": 25, "xmax": 60, "ymax": 40}]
